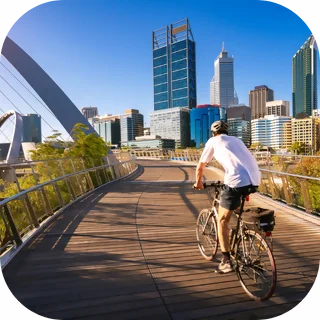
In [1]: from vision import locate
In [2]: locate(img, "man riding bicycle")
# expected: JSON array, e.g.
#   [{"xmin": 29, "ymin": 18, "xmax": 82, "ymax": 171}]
[{"xmin": 193, "ymin": 120, "xmax": 261, "ymax": 274}]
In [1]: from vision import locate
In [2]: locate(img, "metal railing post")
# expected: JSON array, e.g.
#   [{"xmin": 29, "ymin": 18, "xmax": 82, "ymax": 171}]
[
  {"xmin": 280, "ymin": 175, "xmax": 293, "ymax": 205},
  {"xmin": 300, "ymin": 178, "xmax": 313, "ymax": 213},
  {"xmin": 44, "ymin": 162, "xmax": 65, "ymax": 207},
  {"xmin": 105, "ymin": 157, "xmax": 115, "ymax": 180},
  {"xmin": 58, "ymin": 160, "xmax": 76, "ymax": 200},
  {"xmin": 9, "ymin": 165, "xmax": 40, "ymax": 227},
  {"xmin": 100, "ymin": 158, "xmax": 108, "ymax": 183},
  {"xmin": 90, "ymin": 158, "xmax": 102, "ymax": 186},
  {"xmin": 81, "ymin": 159, "xmax": 95, "ymax": 190},
  {"xmin": 70, "ymin": 159, "xmax": 85, "ymax": 195},
  {"xmin": 2, "ymin": 204, "xmax": 22, "ymax": 246},
  {"xmin": 29, "ymin": 164, "xmax": 53, "ymax": 216}
]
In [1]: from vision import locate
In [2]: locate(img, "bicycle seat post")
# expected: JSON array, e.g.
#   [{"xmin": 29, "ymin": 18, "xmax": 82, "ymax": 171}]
[{"xmin": 236, "ymin": 194, "xmax": 246, "ymax": 218}]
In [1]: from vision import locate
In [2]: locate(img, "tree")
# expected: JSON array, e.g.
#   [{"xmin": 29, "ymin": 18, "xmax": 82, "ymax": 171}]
[
  {"xmin": 290, "ymin": 142, "xmax": 306, "ymax": 155},
  {"xmin": 29, "ymin": 131, "xmax": 65, "ymax": 161},
  {"xmin": 250, "ymin": 142, "xmax": 262, "ymax": 149},
  {"xmin": 0, "ymin": 123, "xmax": 111, "ymax": 248},
  {"xmin": 65, "ymin": 123, "xmax": 109, "ymax": 164}
]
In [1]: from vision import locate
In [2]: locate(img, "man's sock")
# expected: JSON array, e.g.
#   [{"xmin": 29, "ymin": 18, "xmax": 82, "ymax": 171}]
[{"xmin": 222, "ymin": 251, "xmax": 230, "ymax": 263}]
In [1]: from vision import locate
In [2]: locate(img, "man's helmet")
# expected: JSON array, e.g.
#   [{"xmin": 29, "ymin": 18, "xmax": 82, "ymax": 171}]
[{"xmin": 211, "ymin": 120, "xmax": 228, "ymax": 133}]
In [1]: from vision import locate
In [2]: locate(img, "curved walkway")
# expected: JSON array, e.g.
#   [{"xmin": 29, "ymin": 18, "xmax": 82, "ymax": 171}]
[{"xmin": 2, "ymin": 160, "xmax": 320, "ymax": 320}]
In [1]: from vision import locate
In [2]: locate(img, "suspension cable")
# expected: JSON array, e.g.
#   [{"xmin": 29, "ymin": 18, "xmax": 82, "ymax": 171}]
[
  {"xmin": 0, "ymin": 59, "xmax": 56, "ymax": 118},
  {"xmin": 0, "ymin": 76, "xmax": 66, "ymax": 141},
  {"xmin": 0, "ymin": 89, "xmax": 47, "ymax": 142}
]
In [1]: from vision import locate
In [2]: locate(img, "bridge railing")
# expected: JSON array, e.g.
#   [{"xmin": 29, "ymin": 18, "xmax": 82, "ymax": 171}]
[
  {"xmin": 207, "ymin": 160, "xmax": 320, "ymax": 215},
  {"xmin": 131, "ymin": 149, "xmax": 202, "ymax": 161},
  {"xmin": 0, "ymin": 153, "xmax": 137, "ymax": 260},
  {"xmin": 132, "ymin": 149, "xmax": 320, "ymax": 215}
]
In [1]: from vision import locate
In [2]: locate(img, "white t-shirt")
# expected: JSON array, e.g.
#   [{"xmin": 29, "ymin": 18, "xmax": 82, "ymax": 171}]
[{"xmin": 199, "ymin": 134, "xmax": 261, "ymax": 188}]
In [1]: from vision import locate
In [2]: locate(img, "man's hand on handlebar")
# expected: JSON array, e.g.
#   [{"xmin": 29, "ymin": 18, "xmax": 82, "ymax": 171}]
[{"xmin": 193, "ymin": 182, "xmax": 204, "ymax": 190}]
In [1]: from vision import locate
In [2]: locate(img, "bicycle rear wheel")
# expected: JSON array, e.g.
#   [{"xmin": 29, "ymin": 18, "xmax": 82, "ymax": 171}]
[
  {"xmin": 196, "ymin": 209, "xmax": 218, "ymax": 261},
  {"xmin": 235, "ymin": 229, "xmax": 276, "ymax": 301}
]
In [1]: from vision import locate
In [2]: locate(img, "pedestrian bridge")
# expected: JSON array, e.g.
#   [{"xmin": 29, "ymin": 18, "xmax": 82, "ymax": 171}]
[{"xmin": 1, "ymin": 156, "xmax": 320, "ymax": 319}]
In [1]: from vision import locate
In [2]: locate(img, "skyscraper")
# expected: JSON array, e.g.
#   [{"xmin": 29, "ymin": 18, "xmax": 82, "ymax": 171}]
[
  {"xmin": 150, "ymin": 107, "xmax": 190, "ymax": 148},
  {"xmin": 292, "ymin": 35, "xmax": 318, "ymax": 117},
  {"xmin": 93, "ymin": 118, "xmax": 120, "ymax": 146},
  {"xmin": 120, "ymin": 109, "xmax": 144, "ymax": 143},
  {"xmin": 22, "ymin": 114, "xmax": 42, "ymax": 143},
  {"xmin": 210, "ymin": 43, "xmax": 238, "ymax": 108},
  {"xmin": 249, "ymin": 85, "xmax": 274, "ymax": 120},
  {"xmin": 190, "ymin": 105, "xmax": 224, "ymax": 148},
  {"xmin": 152, "ymin": 18, "xmax": 196, "ymax": 111},
  {"xmin": 82, "ymin": 107, "xmax": 98, "ymax": 119}
]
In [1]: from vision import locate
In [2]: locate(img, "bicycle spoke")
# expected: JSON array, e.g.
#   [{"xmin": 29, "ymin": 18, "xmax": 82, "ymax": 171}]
[
  {"xmin": 196, "ymin": 209, "xmax": 218, "ymax": 261},
  {"xmin": 235, "ymin": 230, "xmax": 276, "ymax": 301}
]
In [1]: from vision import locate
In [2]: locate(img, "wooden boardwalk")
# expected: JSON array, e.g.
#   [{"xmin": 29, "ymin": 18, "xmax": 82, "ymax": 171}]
[{"xmin": 2, "ymin": 160, "xmax": 320, "ymax": 320}]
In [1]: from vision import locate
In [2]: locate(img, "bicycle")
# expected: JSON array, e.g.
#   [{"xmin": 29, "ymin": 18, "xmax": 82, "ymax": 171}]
[{"xmin": 195, "ymin": 181, "xmax": 277, "ymax": 301}]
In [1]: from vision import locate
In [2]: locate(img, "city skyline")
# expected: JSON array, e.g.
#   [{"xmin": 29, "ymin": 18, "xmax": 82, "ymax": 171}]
[{"xmin": 0, "ymin": 0, "xmax": 317, "ymax": 143}]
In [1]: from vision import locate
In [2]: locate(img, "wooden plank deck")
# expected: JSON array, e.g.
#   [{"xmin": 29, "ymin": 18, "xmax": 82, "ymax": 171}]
[{"xmin": 2, "ymin": 160, "xmax": 320, "ymax": 320}]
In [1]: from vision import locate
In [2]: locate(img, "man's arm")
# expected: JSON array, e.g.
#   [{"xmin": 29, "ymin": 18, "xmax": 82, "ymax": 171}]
[
  {"xmin": 193, "ymin": 141, "xmax": 214, "ymax": 190},
  {"xmin": 194, "ymin": 162, "xmax": 206, "ymax": 190}
]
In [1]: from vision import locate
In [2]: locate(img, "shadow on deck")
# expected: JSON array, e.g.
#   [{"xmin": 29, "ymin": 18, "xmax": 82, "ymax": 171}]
[{"xmin": 1, "ymin": 160, "xmax": 320, "ymax": 320}]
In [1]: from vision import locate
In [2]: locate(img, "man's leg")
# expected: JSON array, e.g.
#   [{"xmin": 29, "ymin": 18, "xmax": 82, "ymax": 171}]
[
  {"xmin": 218, "ymin": 206, "xmax": 233, "ymax": 257},
  {"xmin": 215, "ymin": 206, "xmax": 234, "ymax": 274}
]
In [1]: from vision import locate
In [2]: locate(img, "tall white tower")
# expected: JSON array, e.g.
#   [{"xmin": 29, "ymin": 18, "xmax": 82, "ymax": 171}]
[{"xmin": 210, "ymin": 43, "xmax": 238, "ymax": 108}]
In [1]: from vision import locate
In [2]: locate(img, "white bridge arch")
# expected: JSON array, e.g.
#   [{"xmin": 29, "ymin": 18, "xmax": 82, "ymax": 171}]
[{"xmin": 0, "ymin": 110, "xmax": 23, "ymax": 163}]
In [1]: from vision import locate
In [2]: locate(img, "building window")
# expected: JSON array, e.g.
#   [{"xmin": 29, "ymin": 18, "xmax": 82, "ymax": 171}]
[
  {"xmin": 154, "ymin": 56, "xmax": 167, "ymax": 67},
  {"xmin": 171, "ymin": 41, "xmax": 187, "ymax": 53},
  {"xmin": 172, "ymin": 69, "xmax": 187, "ymax": 81}
]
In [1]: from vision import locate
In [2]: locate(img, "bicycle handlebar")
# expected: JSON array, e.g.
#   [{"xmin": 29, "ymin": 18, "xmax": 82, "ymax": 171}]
[
  {"xmin": 193, "ymin": 181, "xmax": 224, "ymax": 190},
  {"xmin": 203, "ymin": 181, "xmax": 224, "ymax": 189}
]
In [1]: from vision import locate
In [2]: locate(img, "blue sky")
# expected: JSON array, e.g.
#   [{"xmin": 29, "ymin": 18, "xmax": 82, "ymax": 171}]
[{"xmin": 0, "ymin": 0, "xmax": 315, "ymax": 141}]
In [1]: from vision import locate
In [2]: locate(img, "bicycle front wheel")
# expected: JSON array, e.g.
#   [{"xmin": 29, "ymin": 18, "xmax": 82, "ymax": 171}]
[
  {"xmin": 235, "ymin": 229, "xmax": 276, "ymax": 301},
  {"xmin": 196, "ymin": 209, "xmax": 218, "ymax": 261}
]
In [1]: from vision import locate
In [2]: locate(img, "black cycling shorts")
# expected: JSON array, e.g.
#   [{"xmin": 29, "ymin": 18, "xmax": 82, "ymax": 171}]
[{"xmin": 220, "ymin": 185, "xmax": 254, "ymax": 210}]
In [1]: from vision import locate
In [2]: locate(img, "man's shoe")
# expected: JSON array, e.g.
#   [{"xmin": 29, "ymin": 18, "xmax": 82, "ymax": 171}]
[{"xmin": 215, "ymin": 260, "xmax": 233, "ymax": 274}]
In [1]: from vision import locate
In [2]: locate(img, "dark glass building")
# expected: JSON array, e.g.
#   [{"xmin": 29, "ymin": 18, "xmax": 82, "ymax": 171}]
[
  {"xmin": 93, "ymin": 118, "xmax": 120, "ymax": 146},
  {"xmin": 190, "ymin": 105, "xmax": 225, "ymax": 148},
  {"xmin": 120, "ymin": 109, "xmax": 144, "ymax": 144},
  {"xmin": 292, "ymin": 35, "xmax": 318, "ymax": 117},
  {"xmin": 22, "ymin": 114, "xmax": 42, "ymax": 143},
  {"xmin": 152, "ymin": 18, "xmax": 196, "ymax": 111}
]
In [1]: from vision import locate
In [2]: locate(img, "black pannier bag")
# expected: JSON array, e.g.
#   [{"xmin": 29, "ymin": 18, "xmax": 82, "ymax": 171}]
[{"xmin": 241, "ymin": 207, "xmax": 276, "ymax": 232}]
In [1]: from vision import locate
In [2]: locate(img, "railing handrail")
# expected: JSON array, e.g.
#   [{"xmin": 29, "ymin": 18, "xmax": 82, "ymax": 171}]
[
  {"xmin": 259, "ymin": 168, "xmax": 320, "ymax": 181},
  {"xmin": 254, "ymin": 153, "xmax": 320, "ymax": 159},
  {"xmin": 0, "ymin": 154, "xmax": 129, "ymax": 168},
  {"xmin": 0, "ymin": 159, "xmax": 131, "ymax": 207},
  {"xmin": 133, "ymin": 150, "xmax": 320, "ymax": 159}
]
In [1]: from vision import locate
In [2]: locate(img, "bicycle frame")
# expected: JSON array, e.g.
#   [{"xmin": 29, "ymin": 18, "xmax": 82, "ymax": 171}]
[
  {"xmin": 206, "ymin": 182, "xmax": 273, "ymax": 252},
  {"xmin": 198, "ymin": 182, "xmax": 277, "ymax": 301},
  {"xmin": 207, "ymin": 184, "xmax": 248, "ymax": 257}
]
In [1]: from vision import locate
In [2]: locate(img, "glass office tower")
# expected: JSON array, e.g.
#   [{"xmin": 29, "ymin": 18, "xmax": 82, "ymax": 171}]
[
  {"xmin": 150, "ymin": 107, "xmax": 190, "ymax": 149},
  {"xmin": 152, "ymin": 18, "xmax": 196, "ymax": 111},
  {"xmin": 292, "ymin": 35, "xmax": 318, "ymax": 117},
  {"xmin": 210, "ymin": 44, "xmax": 238, "ymax": 108},
  {"xmin": 120, "ymin": 109, "xmax": 144, "ymax": 144},
  {"xmin": 22, "ymin": 114, "xmax": 42, "ymax": 143},
  {"xmin": 93, "ymin": 119, "xmax": 120, "ymax": 146},
  {"xmin": 190, "ymin": 105, "xmax": 224, "ymax": 148}
]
